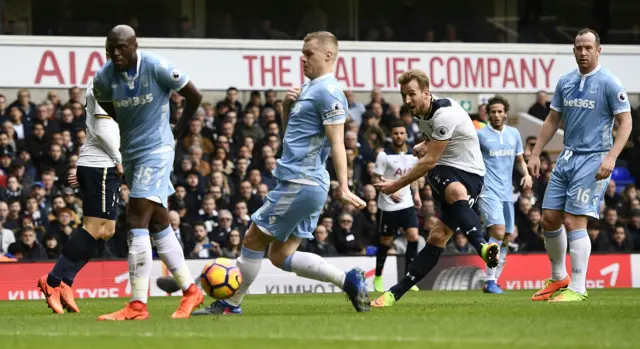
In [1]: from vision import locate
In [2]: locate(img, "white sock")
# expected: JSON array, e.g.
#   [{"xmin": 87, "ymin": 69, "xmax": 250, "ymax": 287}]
[
  {"xmin": 495, "ymin": 244, "xmax": 508, "ymax": 281},
  {"xmin": 152, "ymin": 226, "xmax": 194, "ymax": 291},
  {"xmin": 543, "ymin": 226, "xmax": 568, "ymax": 281},
  {"xmin": 283, "ymin": 251, "xmax": 346, "ymax": 288},
  {"xmin": 567, "ymin": 229, "xmax": 590, "ymax": 294},
  {"xmin": 227, "ymin": 247, "xmax": 263, "ymax": 306},
  {"xmin": 128, "ymin": 229, "xmax": 152, "ymax": 303},
  {"xmin": 484, "ymin": 236, "xmax": 500, "ymax": 281}
]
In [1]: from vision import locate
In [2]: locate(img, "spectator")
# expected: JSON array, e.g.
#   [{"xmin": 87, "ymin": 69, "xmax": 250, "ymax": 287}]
[
  {"xmin": 306, "ymin": 225, "xmax": 338, "ymax": 257},
  {"xmin": 43, "ymin": 234, "xmax": 61, "ymax": 259},
  {"xmin": 521, "ymin": 207, "xmax": 545, "ymax": 251},
  {"xmin": 528, "ymin": 91, "xmax": 550, "ymax": 120},
  {"xmin": 236, "ymin": 110, "xmax": 265, "ymax": 143},
  {"xmin": 445, "ymin": 233, "xmax": 476, "ymax": 254},
  {"xmin": 189, "ymin": 222, "xmax": 217, "ymax": 259},
  {"xmin": 628, "ymin": 210, "xmax": 640, "ymax": 250},
  {"xmin": 209, "ymin": 209, "xmax": 234, "ymax": 247},
  {"xmin": 0, "ymin": 217, "xmax": 15, "ymax": 256},
  {"xmin": 612, "ymin": 224, "xmax": 633, "ymax": 252},
  {"xmin": 221, "ymin": 229, "xmax": 243, "ymax": 258},
  {"xmin": 8, "ymin": 227, "xmax": 46, "ymax": 261},
  {"xmin": 332, "ymin": 212, "xmax": 365, "ymax": 255},
  {"xmin": 345, "ymin": 90, "xmax": 366, "ymax": 127},
  {"xmin": 588, "ymin": 219, "xmax": 613, "ymax": 252},
  {"xmin": 232, "ymin": 200, "xmax": 251, "ymax": 234}
]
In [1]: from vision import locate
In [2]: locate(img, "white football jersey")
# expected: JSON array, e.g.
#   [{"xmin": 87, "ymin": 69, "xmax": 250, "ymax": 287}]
[
  {"xmin": 77, "ymin": 79, "xmax": 121, "ymax": 168},
  {"xmin": 374, "ymin": 146, "xmax": 418, "ymax": 211},
  {"xmin": 413, "ymin": 96, "xmax": 485, "ymax": 176}
]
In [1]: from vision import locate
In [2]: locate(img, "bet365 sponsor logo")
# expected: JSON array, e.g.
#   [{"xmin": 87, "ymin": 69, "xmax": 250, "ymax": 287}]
[
  {"xmin": 563, "ymin": 98, "xmax": 595, "ymax": 109},
  {"xmin": 114, "ymin": 93, "xmax": 154, "ymax": 108}
]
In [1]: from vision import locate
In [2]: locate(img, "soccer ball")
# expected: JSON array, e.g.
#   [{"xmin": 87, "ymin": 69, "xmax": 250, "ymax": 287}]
[{"xmin": 200, "ymin": 258, "xmax": 242, "ymax": 299}]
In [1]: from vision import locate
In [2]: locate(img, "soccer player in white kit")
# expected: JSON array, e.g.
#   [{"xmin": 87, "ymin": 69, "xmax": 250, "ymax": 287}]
[
  {"xmin": 37, "ymin": 60, "xmax": 123, "ymax": 314},
  {"xmin": 372, "ymin": 120, "xmax": 422, "ymax": 292},
  {"xmin": 372, "ymin": 69, "xmax": 499, "ymax": 307}
]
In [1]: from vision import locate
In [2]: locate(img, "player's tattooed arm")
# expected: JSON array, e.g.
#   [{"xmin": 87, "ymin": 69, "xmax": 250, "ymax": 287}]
[{"xmin": 173, "ymin": 82, "xmax": 203, "ymax": 139}]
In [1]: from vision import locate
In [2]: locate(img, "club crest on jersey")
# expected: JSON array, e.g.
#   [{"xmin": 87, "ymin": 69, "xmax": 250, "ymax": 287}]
[
  {"xmin": 141, "ymin": 75, "xmax": 149, "ymax": 87},
  {"xmin": 291, "ymin": 103, "xmax": 302, "ymax": 114},
  {"xmin": 171, "ymin": 69, "xmax": 181, "ymax": 81},
  {"xmin": 617, "ymin": 91, "xmax": 627, "ymax": 102},
  {"xmin": 589, "ymin": 83, "xmax": 598, "ymax": 94}
]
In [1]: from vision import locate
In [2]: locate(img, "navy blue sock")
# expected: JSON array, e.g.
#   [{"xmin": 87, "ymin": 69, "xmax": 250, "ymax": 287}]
[
  {"xmin": 405, "ymin": 240, "xmax": 418, "ymax": 274},
  {"xmin": 450, "ymin": 200, "xmax": 487, "ymax": 255},
  {"xmin": 390, "ymin": 243, "xmax": 443, "ymax": 301},
  {"xmin": 48, "ymin": 228, "xmax": 100, "ymax": 287},
  {"xmin": 375, "ymin": 243, "xmax": 390, "ymax": 276}
]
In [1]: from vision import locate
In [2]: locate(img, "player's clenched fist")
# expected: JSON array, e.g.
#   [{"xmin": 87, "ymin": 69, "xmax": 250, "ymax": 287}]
[
  {"xmin": 527, "ymin": 155, "xmax": 541, "ymax": 178},
  {"xmin": 338, "ymin": 187, "xmax": 366, "ymax": 209},
  {"xmin": 68, "ymin": 168, "xmax": 79, "ymax": 188},
  {"xmin": 283, "ymin": 88, "xmax": 301, "ymax": 108},
  {"xmin": 413, "ymin": 141, "xmax": 428, "ymax": 158}
]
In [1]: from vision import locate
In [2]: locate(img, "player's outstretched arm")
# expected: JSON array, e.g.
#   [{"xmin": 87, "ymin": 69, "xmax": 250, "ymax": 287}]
[
  {"xmin": 325, "ymin": 123, "xmax": 365, "ymax": 209},
  {"xmin": 528, "ymin": 109, "xmax": 561, "ymax": 177},
  {"xmin": 173, "ymin": 82, "xmax": 203, "ymax": 139},
  {"xmin": 375, "ymin": 139, "xmax": 447, "ymax": 195}
]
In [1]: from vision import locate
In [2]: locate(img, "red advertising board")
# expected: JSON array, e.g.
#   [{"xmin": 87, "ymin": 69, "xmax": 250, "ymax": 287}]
[
  {"xmin": 416, "ymin": 254, "xmax": 632, "ymax": 291},
  {"xmin": 0, "ymin": 261, "xmax": 130, "ymax": 301}
]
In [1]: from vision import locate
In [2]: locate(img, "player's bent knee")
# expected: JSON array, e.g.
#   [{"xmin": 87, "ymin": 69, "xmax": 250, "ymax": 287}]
[
  {"xmin": 243, "ymin": 223, "xmax": 273, "ymax": 252},
  {"xmin": 82, "ymin": 217, "xmax": 110, "ymax": 240},
  {"xmin": 102, "ymin": 220, "xmax": 116, "ymax": 240},
  {"xmin": 404, "ymin": 228, "xmax": 420, "ymax": 242},
  {"xmin": 443, "ymin": 182, "xmax": 468, "ymax": 204},
  {"xmin": 488, "ymin": 225, "xmax": 506, "ymax": 241},
  {"xmin": 563, "ymin": 213, "xmax": 588, "ymax": 232},
  {"xmin": 541, "ymin": 209, "xmax": 564, "ymax": 231}
]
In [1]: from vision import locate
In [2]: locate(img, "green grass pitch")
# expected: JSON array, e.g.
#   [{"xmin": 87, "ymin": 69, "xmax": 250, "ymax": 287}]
[{"xmin": 1, "ymin": 289, "xmax": 639, "ymax": 349}]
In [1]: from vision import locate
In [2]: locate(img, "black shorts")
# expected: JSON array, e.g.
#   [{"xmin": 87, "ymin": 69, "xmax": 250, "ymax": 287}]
[
  {"xmin": 426, "ymin": 165, "xmax": 484, "ymax": 232},
  {"xmin": 76, "ymin": 166, "xmax": 120, "ymax": 220},
  {"xmin": 376, "ymin": 206, "xmax": 419, "ymax": 237}
]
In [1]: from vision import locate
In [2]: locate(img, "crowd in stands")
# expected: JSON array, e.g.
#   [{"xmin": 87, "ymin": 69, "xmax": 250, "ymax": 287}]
[{"xmin": 0, "ymin": 84, "xmax": 638, "ymax": 262}]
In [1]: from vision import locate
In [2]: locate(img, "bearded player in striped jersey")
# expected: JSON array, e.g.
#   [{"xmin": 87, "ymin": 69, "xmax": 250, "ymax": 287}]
[
  {"xmin": 37, "ymin": 51, "xmax": 123, "ymax": 314},
  {"xmin": 372, "ymin": 69, "xmax": 499, "ymax": 307}
]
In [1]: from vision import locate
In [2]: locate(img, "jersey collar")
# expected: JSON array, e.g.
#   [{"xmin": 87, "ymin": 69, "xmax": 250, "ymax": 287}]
[
  {"xmin": 310, "ymin": 73, "xmax": 333, "ymax": 85},
  {"xmin": 577, "ymin": 64, "xmax": 601, "ymax": 77},
  {"xmin": 488, "ymin": 123, "xmax": 505, "ymax": 134},
  {"xmin": 120, "ymin": 51, "xmax": 142, "ymax": 87}
]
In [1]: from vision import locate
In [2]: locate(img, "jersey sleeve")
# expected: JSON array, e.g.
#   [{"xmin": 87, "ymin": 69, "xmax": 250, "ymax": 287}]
[
  {"xmin": 514, "ymin": 129, "xmax": 524, "ymax": 156},
  {"xmin": 429, "ymin": 108, "xmax": 457, "ymax": 141},
  {"xmin": 316, "ymin": 83, "xmax": 348, "ymax": 125},
  {"xmin": 85, "ymin": 84, "xmax": 109, "ymax": 117},
  {"xmin": 92, "ymin": 71, "xmax": 112, "ymax": 103},
  {"xmin": 550, "ymin": 76, "xmax": 564, "ymax": 112},
  {"xmin": 154, "ymin": 59, "xmax": 190, "ymax": 92},
  {"xmin": 604, "ymin": 76, "xmax": 631, "ymax": 115},
  {"xmin": 373, "ymin": 151, "xmax": 387, "ymax": 176}
]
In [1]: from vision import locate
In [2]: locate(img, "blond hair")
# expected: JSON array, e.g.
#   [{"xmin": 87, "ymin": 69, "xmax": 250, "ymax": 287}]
[
  {"xmin": 304, "ymin": 31, "xmax": 339, "ymax": 53},
  {"xmin": 397, "ymin": 69, "xmax": 430, "ymax": 90}
]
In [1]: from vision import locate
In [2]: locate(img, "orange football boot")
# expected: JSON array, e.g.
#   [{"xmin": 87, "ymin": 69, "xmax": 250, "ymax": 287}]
[
  {"xmin": 59, "ymin": 282, "xmax": 80, "ymax": 313},
  {"xmin": 98, "ymin": 301, "xmax": 149, "ymax": 321},
  {"xmin": 532, "ymin": 276, "xmax": 570, "ymax": 301},
  {"xmin": 37, "ymin": 275, "xmax": 64, "ymax": 314},
  {"xmin": 171, "ymin": 284, "xmax": 205, "ymax": 319}
]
